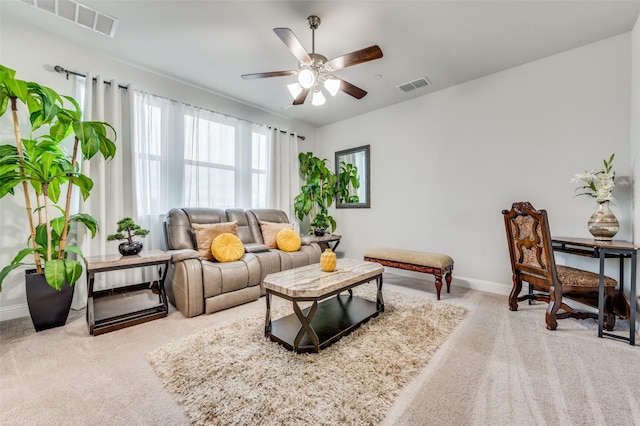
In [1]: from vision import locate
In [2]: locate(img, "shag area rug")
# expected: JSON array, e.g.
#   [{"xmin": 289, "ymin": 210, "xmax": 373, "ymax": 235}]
[{"xmin": 147, "ymin": 287, "xmax": 467, "ymax": 425}]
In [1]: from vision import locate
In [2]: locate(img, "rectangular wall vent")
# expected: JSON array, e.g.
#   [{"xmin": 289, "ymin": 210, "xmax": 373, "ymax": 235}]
[
  {"xmin": 398, "ymin": 77, "xmax": 432, "ymax": 93},
  {"xmin": 18, "ymin": 0, "xmax": 118, "ymax": 38}
]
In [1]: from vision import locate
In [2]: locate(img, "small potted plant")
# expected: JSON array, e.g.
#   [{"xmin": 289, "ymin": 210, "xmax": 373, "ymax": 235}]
[{"xmin": 107, "ymin": 217, "xmax": 149, "ymax": 256}]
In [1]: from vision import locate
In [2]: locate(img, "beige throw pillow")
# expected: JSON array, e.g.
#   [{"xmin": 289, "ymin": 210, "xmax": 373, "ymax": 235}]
[
  {"xmin": 259, "ymin": 221, "xmax": 293, "ymax": 249},
  {"xmin": 191, "ymin": 221, "xmax": 238, "ymax": 261}
]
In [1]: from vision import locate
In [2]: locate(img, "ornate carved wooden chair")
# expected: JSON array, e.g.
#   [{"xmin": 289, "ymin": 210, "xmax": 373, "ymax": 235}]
[{"xmin": 502, "ymin": 201, "xmax": 618, "ymax": 331}]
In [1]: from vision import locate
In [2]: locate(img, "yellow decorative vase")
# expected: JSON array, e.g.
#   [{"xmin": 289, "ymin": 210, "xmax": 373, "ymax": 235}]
[{"xmin": 320, "ymin": 248, "xmax": 337, "ymax": 272}]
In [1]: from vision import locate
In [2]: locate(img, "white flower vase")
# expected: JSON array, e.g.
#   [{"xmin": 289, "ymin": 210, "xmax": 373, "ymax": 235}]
[{"xmin": 588, "ymin": 200, "xmax": 619, "ymax": 241}]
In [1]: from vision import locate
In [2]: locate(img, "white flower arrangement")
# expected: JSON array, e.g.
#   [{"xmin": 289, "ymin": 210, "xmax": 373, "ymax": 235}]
[{"xmin": 570, "ymin": 154, "xmax": 615, "ymax": 202}]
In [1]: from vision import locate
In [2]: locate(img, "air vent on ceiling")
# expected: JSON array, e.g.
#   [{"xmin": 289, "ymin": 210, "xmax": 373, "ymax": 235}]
[
  {"xmin": 18, "ymin": 0, "xmax": 118, "ymax": 37},
  {"xmin": 398, "ymin": 77, "xmax": 432, "ymax": 93}
]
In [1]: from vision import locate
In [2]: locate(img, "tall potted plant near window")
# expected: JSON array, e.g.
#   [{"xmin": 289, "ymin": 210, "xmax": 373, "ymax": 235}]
[
  {"xmin": 294, "ymin": 152, "xmax": 338, "ymax": 235},
  {"xmin": 0, "ymin": 65, "xmax": 117, "ymax": 331}
]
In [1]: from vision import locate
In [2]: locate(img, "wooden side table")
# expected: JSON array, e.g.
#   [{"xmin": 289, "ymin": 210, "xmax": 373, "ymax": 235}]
[
  {"xmin": 84, "ymin": 250, "xmax": 170, "ymax": 336},
  {"xmin": 303, "ymin": 234, "xmax": 342, "ymax": 252}
]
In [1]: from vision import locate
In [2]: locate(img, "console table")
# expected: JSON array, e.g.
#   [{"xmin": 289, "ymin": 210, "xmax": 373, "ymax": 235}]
[
  {"xmin": 84, "ymin": 250, "xmax": 170, "ymax": 336},
  {"xmin": 552, "ymin": 237, "xmax": 638, "ymax": 345}
]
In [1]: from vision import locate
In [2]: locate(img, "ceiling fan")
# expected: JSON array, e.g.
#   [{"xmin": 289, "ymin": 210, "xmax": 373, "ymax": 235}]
[{"xmin": 241, "ymin": 15, "xmax": 383, "ymax": 106}]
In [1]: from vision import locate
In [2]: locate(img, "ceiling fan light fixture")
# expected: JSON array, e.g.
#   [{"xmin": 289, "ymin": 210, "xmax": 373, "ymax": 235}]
[
  {"xmin": 324, "ymin": 77, "xmax": 341, "ymax": 96},
  {"xmin": 298, "ymin": 68, "xmax": 316, "ymax": 89},
  {"xmin": 311, "ymin": 89, "xmax": 326, "ymax": 106},
  {"xmin": 287, "ymin": 82, "xmax": 303, "ymax": 99},
  {"xmin": 241, "ymin": 16, "xmax": 383, "ymax": 107}
]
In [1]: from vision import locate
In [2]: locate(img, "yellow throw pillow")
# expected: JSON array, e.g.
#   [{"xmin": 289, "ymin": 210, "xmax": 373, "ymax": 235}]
[
  {"xmin": 259, "ymin": 221, "xmax": 293, "ymax": 249},
  {"xmin": 211, "ymin": 233, "xmax": 245, "ymax": 263},
  {"xmin": 276, "ymin": 228, "xmax": 301, "ymax": 252},
  {"xmin": 191, "ymin": 221, "xmax": 238, "ymax": 261}
]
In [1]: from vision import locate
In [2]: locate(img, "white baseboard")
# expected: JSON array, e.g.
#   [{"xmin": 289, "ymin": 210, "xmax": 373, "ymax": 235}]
[
  {"xmin": 453, "ymin": 275, "xmax": 512, "ymax": 296},
  {"xmin": 382, "ymin": 267, "xmax": 512, "ymax": 296},
  {"xmin": 0, "ymin": 303, "xmax": 29, "ymax": 322}
]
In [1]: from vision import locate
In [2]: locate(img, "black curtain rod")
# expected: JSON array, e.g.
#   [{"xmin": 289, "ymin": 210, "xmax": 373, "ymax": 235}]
[
  {"xmin": 54, "ymin": 65, "xmax": 305, "ymax": 141},
  {"xmin": 269, "ymin": 127, "xmax": 306, "ymax": 141},
  {"xmin": 54, "ymin": 65, "xmax": 129, "ymax": 90}
]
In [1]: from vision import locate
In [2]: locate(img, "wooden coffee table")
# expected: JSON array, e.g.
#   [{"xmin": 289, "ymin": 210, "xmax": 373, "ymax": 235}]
[{"xmin": 263, "ymin": 258, "xmax": 384, "ymax": 353}]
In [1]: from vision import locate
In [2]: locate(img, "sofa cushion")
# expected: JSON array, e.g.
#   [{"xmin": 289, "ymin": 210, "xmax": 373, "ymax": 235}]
[
  {"xmin": 276, "ymin": 228, "xmax": 301, "ymax": 252},
  {"xmin": 191, "ymin": 221, "xmax": 238, "ymax": 261},
  {"xmin": 278, "ymin": 248, "xmax": 316, "ymax": 270},
  {"xmin": 225, "ymin": 209, "xmax": 255, "ymax": 244},
  {"xmin": 259, "ymin": 221, "xmax": 293, "ymax": 249},
  {"xmin": 246, "ymin": 209, "xmax": 291, "ymax": 244},
  {"xmin": 212, "ymin": 233, "xmax": 245, "ymax": 263}
]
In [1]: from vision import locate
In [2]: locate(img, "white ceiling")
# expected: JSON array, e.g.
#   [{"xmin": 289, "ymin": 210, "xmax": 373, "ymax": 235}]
[{"xmin": 3, "ymin": 1, "xmax": 640, "ymax": 128}]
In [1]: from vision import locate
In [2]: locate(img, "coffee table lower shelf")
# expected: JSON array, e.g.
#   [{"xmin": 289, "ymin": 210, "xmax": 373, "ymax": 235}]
[{"xmin": 268, "ymin": 294, "xmax": 380, "ymax": 353}]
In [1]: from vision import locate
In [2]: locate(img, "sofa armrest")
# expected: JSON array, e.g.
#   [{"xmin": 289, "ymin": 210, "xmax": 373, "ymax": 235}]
[
  {"xmin": 167, "ymin": 248, "xmax": 201, "ymax": 262},
  {"xmin": 300, "ymin": 236, "xmax": 314, "ymax": 246},
  {"xmin": 165, "ymin": 249, "xmax": 204, "ymax": 317},
  {"xmin": 244, "ymin": 243, "xmax": 270, "ymax": 253}
]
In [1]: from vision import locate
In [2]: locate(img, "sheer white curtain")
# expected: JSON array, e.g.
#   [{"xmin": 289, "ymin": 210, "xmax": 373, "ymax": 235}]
[
  {"xmin": 267, "ymin": 130, "xmax": 299, "ymax": 227},
  {"xmin": 72, "ymin": 74, "xmax": 134, "ymax": 309},
  {"xmin": 133, "ymin": 92, "xmax": 272, "ymax": 247},
  {"xmin": 133, "ymin": 92, "xmax": 182, "ymax": 252}
]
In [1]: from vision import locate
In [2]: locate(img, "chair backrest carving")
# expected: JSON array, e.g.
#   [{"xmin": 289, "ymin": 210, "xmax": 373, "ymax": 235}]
[{"xmin": 502, "ymin": 201, "xmax": 558, "ymax": 287}]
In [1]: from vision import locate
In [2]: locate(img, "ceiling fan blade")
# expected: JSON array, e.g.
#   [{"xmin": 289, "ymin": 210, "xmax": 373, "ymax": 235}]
[
  {"xmin": 326, "ymin": 45, "xmax": 383, "ymax": 71},
  {"xmin": 241, "ymin": 70, "xmax": 297, "ymax": 80},
  {"xmin": 338, "ymin": 79, "xmax": 368, "ymax": 99},
  {"xmin": 293, "ymin": 87, "xmax": 310, "ymax": 105},
  {"xmin": 273, "ymin": 28, "xmax": 311, "ymax": 64}
]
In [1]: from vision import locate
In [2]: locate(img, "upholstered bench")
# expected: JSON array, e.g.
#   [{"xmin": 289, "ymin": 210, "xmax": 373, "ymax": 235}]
[{"xmin": 364, "ymin": 247, "xmax": 454, "ymax": 300}]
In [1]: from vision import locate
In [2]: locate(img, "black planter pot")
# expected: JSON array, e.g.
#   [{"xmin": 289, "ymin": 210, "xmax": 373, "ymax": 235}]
[
  {"xmin": 119, "ymin": 241, "xmax": 143, "ymax": 256},
  {"xmin": 25, "ymin": 270, "xmax": 73, "ymax": 332},
  {"xmin": 314, "ymin": 228, "xmax": 326, "ymax": 236}
]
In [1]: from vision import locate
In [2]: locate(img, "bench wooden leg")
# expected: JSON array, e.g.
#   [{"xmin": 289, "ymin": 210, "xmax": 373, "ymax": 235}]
[
  {"xmin": 434, "ymin": 273, "xmax": 443, "ymax": 300},
  {"xmin": 445, "ymin": 271, "xmax": 452, "ymax": 294}
]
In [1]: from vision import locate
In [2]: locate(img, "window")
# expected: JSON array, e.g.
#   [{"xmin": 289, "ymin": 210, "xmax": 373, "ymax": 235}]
[
  {"xmin": 184, "ymin": 114, "xmax": 236, "ymax": 208},
  {"xmin": 251, "ymin": 131, "xmax": 268, "ymax": 208},
  {"xmin": 133, "ymin": 91, "xmax": 271, "ymax": 217}
]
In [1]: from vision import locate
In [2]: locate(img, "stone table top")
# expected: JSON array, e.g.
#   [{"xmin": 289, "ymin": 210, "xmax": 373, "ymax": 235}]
[
  {"xmin": 84, "ymin": 250, "xmax": 171, "ymax": 270},
  {"xmin": 263, "ymin": 258, "xmax": 383, "ymax": 298}
]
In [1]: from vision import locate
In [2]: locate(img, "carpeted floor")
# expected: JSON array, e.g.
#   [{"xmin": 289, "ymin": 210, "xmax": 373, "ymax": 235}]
[
  {"xmin": 146, "ymin": 286, "xmax": 466, "ymax": 425},
  {"xmin": 1, "ymin": 273, "xmax": 639, "ymax": 425}
]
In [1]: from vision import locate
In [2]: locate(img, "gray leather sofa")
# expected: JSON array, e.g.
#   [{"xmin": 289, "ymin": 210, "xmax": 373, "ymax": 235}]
[{"xmin": 163, "ymin": 208, "xmax": 322, "ymax": 317}]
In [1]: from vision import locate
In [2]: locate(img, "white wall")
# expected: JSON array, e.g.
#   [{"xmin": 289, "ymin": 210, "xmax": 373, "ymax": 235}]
[
  {"xmin": 1, "ymin": 20, "xmax": 636, "ymax": 320},
  {"xmin": 632, "ymin": 15, "xmax": 640, "ymax": 309},
  {"xmin": 0, "ymin": 20, "xmax": 316, "ymax": 320},
  {"xmin": 316, "ymin": 34, "xmax": 633, "ymax": 294}
]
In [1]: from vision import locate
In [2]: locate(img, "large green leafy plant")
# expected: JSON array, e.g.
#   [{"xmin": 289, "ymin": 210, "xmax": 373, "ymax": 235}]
[
  {"xmin": 0, "ymin": 65, "xmax": 117, "ymax": 291},
  {"xmin": 294, "ymin": 152, "xmax": 338, "ymax": 234}
]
